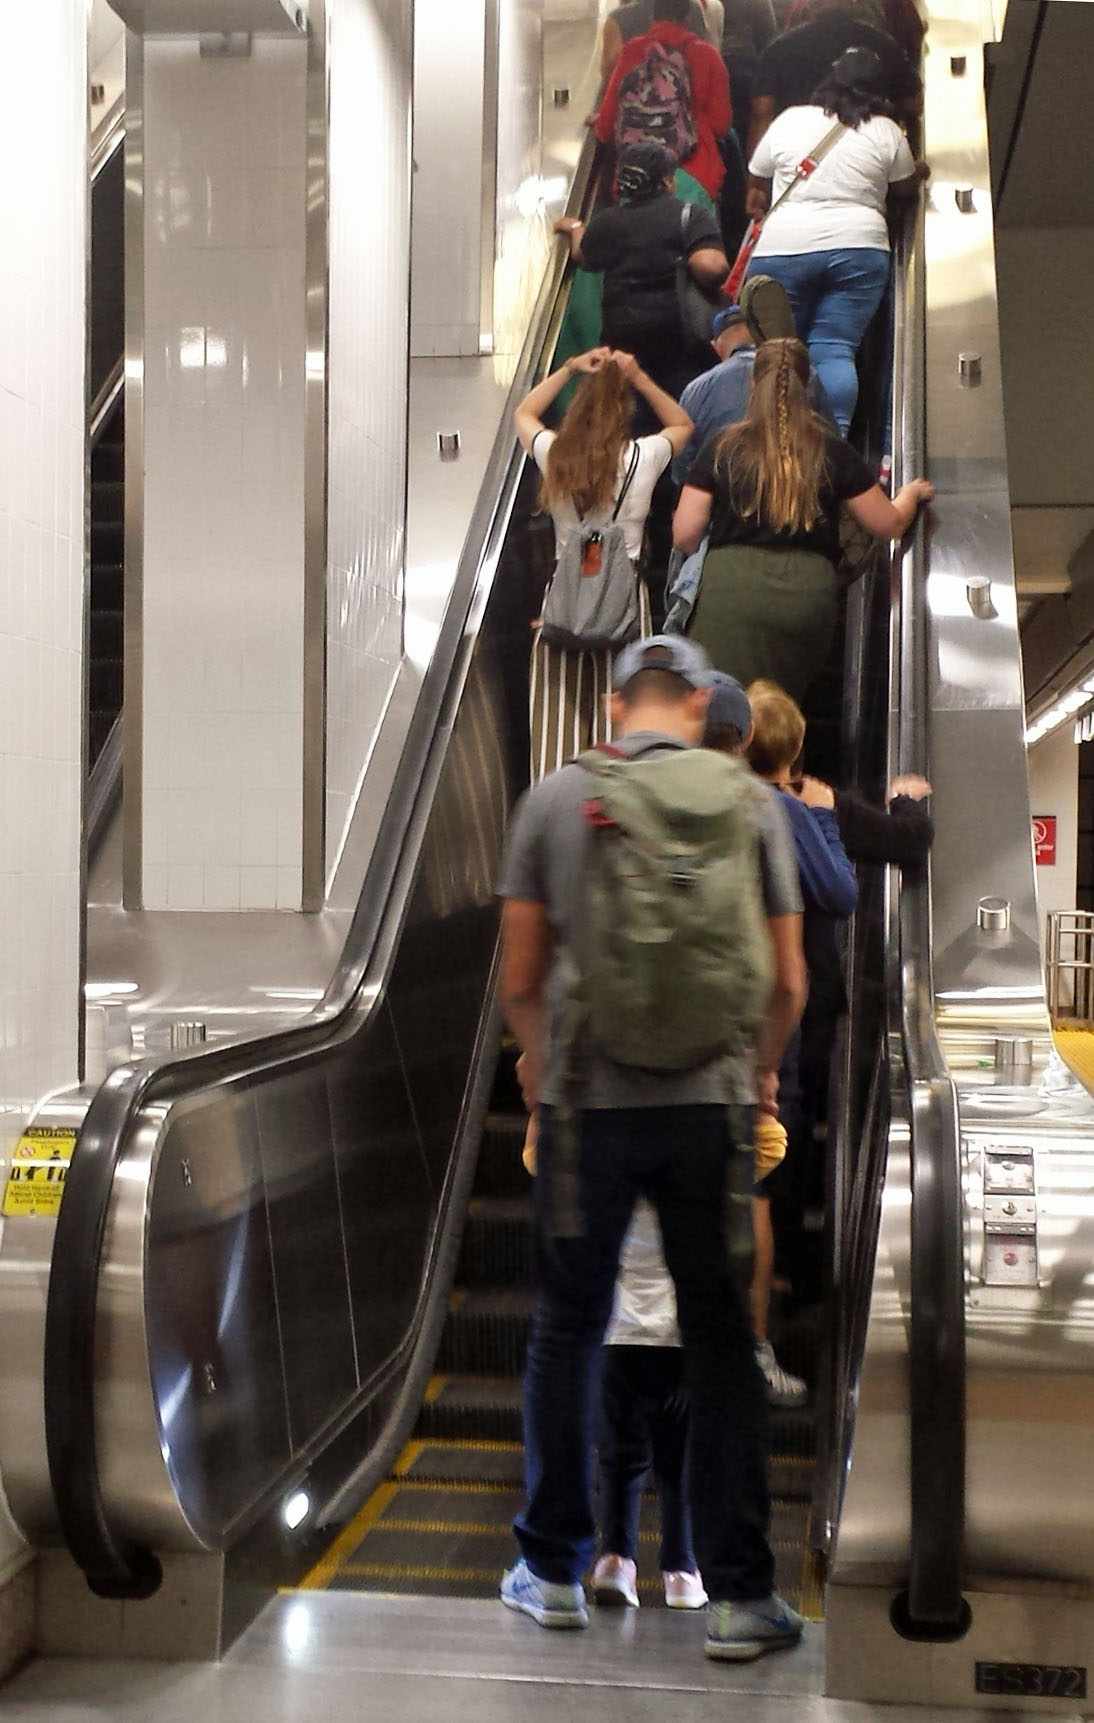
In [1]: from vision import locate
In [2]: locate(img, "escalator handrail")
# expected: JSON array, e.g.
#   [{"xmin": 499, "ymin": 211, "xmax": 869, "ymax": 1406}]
[
  {"xmin": 47, "ymin": 135, "xmax": 607, "ymax": 1597},
  {"xmin": 889, "ymin": 201, "xmax": 967, "ymax": 1631}
]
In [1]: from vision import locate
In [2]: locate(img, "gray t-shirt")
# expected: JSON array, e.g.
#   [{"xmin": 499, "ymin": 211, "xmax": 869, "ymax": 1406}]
[{"xmin": 497, "ymin": 733, "xmax": 802, "ymax": 1109}]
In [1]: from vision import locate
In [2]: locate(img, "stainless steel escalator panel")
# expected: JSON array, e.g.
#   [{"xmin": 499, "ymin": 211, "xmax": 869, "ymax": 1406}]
[{"xmin": 832, "ymin": 0, "xmax": 1094, "ymax": 1631}]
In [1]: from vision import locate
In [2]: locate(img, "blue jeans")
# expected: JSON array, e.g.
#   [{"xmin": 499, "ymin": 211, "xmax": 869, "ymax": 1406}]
[
  {"xmin": 749, "ymin": 247, "xmax": 891, "ymax": 433},
  {"xmin": 514, "ymin": 1104, "xmax": 773, "ymax": 1602}
]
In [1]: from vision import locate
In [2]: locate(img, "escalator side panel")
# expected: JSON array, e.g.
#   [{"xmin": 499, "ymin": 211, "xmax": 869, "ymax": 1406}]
[{"xmin": 144, "ymin": 1088, "xmax": 291, "ymax": 1544}]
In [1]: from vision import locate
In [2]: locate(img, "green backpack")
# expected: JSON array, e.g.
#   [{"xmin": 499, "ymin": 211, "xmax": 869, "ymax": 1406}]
[{"xmin": 567, "ymin": 745, "xmax": 774, "ymax": 1072}]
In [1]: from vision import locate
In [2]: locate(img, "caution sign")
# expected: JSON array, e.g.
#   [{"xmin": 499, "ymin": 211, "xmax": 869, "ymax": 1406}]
[{"xmin": 3, "ymin": 1127, "xmax": 77, "ymax": 1218}]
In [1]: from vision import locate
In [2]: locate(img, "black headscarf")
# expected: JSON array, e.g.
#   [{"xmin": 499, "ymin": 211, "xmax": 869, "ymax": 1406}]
[{"xmin": 615, "ymin": 141, "xmax": 677, "ymax": 203}]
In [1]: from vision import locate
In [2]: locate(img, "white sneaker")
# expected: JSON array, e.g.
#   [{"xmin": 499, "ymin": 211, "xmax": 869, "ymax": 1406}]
[
  {"xmin": 755, "ymin": 1340, "xmax": 808, "ymax": 1409},
  {"xmin": 663, "ymin": 1569, "xmax": 707, "ymax": 1609},
  {"xmin": 591, "ymin": 1553, "xmax": 639, "ymax": 1607}
]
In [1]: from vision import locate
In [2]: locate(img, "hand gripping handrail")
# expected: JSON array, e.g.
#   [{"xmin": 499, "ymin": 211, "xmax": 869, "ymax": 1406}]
[
  {"xmin": 45, "ymin": 135, "xmax": 606, "ymax": 1598},
  {"xmin": 888, "ymin": 202, "xmax": 968, "ymax": 1638}
]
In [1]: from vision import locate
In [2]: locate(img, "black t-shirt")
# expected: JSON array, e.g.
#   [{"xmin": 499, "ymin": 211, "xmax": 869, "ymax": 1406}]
[
  {"xmin": 753, "ymin": 15, "xmax": 921, "ymax": 113},
  {"xmin": 580, "ymin": 193, "xmax": 723, "ymax": 343},
  {"xmin": 686, "ymin": 427, "xmax": 876, "ymax": 560}
]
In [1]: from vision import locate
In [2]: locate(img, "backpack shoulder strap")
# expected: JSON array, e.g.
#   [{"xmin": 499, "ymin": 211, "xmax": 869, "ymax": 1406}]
[{"xmin": 610, "ymin": 443, "xmax": 642, "ymax": 523}]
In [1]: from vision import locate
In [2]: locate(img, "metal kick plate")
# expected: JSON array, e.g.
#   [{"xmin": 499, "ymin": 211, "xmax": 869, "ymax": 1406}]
[{"xmin": 983, "ymin": 1150, "xmax": 1035, "ymax": 1193}]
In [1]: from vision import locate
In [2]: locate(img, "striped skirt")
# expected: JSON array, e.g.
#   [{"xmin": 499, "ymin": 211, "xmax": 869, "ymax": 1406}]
[{"xmin": 528, "ymin": 581, "xmax": 652, "ymax": 782}]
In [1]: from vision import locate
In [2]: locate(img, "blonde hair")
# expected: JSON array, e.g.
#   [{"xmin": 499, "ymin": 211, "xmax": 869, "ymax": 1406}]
[
  {"xmin": 744, "ymin": 680, "xmax": 806, "ymax": 778},
  {"xmin": 538, "ymin": 361, "xmax": 631, "ymax": 518},
  {"xmin": 713, "ymin": 339, "xmax": 828, "ymax": 535}
]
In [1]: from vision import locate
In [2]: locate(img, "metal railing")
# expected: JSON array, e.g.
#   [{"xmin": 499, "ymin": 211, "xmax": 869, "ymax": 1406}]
[{"xmin": 1046, "ymin": 910, "xmax": 1094, "ymax": 1023}]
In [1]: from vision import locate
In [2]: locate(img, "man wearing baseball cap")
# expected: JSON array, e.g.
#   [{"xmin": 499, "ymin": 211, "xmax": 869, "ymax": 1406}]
[{"xmin": 497, "ymin": 635, "xmax": 806, "ymax": 1659}]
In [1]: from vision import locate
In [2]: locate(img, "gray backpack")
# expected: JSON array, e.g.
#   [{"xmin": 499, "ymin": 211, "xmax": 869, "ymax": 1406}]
[{"xmin": 539, "ymin": 445, "xmax": 641, "ymax": 652}]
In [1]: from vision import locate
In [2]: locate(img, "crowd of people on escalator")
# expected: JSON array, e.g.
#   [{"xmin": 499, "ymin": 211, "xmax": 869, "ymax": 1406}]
[{"xmin": 495, "ymin": 0, "xmax": 935, "ymax": 1667}]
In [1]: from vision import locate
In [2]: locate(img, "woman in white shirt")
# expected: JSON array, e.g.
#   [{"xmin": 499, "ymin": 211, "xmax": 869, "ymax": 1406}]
[
  {"xmin": 514, "ymin": 348, "xmax": 692, "ymax": 780},
  {"xmin": 744, "ymin": 46, "xmax": 923, "ymax": 432}
]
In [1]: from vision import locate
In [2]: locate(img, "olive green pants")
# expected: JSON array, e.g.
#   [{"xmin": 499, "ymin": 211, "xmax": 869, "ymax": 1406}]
[{"xmin": 686, "ymin": 543, "xmax": 838, "ymax": 704}]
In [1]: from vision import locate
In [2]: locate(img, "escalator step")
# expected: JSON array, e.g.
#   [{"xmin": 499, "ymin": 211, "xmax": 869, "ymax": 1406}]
[
  {"xmin": 473, "ymin": 1115, "xmax": 530, "ymax": 1199},
  {"xmin": 91, "ymin": 521, "xmax": 123, "ymax": 561},
  {"xmin": 89, "ymin": 660, "xmax": 123, "ymax": 711},
  {"xmin": 92, "ymin": 443, "xmax": 123, "ymax": 483},
  {"xmin": 435, "ymin": 1288, "xmax": 531, "ymax": 1377},
  {"xmin": 91, "ymin": 478, "xmax": 124, "ymax": 523},
  {"xmin": 415, "ymin": 1375, "xmax": 523, "ymax": 1444},
  {"xmin": 456, "ymin": 1197, "xmax": 532, "ymax": 1288},
  {"xmin": 90, "ymin": 611, "xmax": 123, "ymax": 661},
  {"xmin": 92, "ymin": 562, "xmax": 123, "ymax": 610}
]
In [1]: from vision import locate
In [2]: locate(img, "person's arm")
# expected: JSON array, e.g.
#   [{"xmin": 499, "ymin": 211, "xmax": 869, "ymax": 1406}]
[
  {"xmin": 673, "ymin": 483, "xmax": 714, "ymax": 552},
  {"xmin": 512, "ymin": 347, "xmax": 612, "ymax": 452},
  {"xmin": 755, "ymin": 912, "xmax": 807, "ymax": 1116},
  {"xmin": 788, "ymin": 779, "xmax": 858, "ymax": 917},
  {"xmin": 499, "ymin": 898, "xmax": 554, "ymax": 1111},
  {"xmin": 553, "ymin": 213, "xmax": 588, "ymax": 263},
  {"xmin": 890, "ymin": 160, "xmax": 931, "ymax": 200},
  {"xmin": 705, "ymin": 44, "xmax": 733, "ymax": 140},
  {"xmin": 610, "ymin": 351, "xmax": 694, "ymax": 454},
  {"xmin": 745, "ymin": 173, "xmax": 772, "ymax": 220},
  {"xmin": 599, "ymin": 13, "xmax": 623, "ymax": 81},
  {"xmin": 747, "ymin": 92, "xmax": 776, "ymax": 156},
  {"xmin": 835, "ymin": 787, "xmax": 934, "ymax": 869},
  {"xmin": 688, "ymin": 244, "xmax": 732, "ymax": 287},
  {"xmin": 846, "ymin": 476, "xmax": 934, "ymax": 540}
]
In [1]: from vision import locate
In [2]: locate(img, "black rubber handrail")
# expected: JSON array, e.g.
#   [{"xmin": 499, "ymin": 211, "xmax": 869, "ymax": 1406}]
[
  {"xmin": 46, "ymin": 136, "xmax": 606, "ymax": 1598},
  {"xmin": 888, "ymin": 203, "xmax": 968, "ymax": 1636}
]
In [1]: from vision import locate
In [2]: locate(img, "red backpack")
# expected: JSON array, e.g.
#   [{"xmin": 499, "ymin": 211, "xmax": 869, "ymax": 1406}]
[{"xmin": 614, "ymin": 39, "xmax": 699, "ymax": 164}]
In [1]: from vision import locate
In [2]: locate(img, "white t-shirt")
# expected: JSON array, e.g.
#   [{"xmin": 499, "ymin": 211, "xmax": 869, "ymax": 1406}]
[
  {"xmin": 604, "ymin": 1199, "xmax": 680, "ymax": 1348},
  {"xmin": 749, "ymin": 107, "xmax": 915, "ymax": 256},
  {"xmin": 531, "ymin": 429, "xmax": 673, "ymax": 562}
]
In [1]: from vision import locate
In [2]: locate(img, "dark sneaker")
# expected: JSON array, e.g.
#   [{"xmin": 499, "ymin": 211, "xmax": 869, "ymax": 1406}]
[
  {"xmin": 705, "ymin": 1593, "xmax": 804, "ymax": 1660},
  {"xmin": 501, "ymin": 1557, "xmax": 589, "ymax": 1628},
  {"xmin": 739, "ymin": 274, "xmax": 796, "ymax": 343}
]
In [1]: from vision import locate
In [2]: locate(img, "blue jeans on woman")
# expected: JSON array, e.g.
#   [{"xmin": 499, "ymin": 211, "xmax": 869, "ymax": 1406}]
[
  {"xmin": 748, "ymin": 247, "xmax": 890, "ymax": 434},
  {"xmin": 514, "ymin": 1103, "xmax": 773, "ymax": 1602}
]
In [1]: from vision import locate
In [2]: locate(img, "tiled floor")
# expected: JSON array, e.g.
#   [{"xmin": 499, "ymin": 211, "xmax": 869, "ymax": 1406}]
[{"xmin": 0, "ymin": 1594, "xmax": 1058, "ymax": 1722}]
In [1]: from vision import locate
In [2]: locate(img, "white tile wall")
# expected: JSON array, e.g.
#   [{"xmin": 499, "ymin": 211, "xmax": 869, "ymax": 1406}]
[
  {"xmin": 493, "ymin": 0, "xmax": 550, "ymax": 377},
  {"xmin": 409, "ymin": 0, "xmax": 487, "ymax": 359},
  {"xmin": 324, "ymin": 0, "xmax": 412, "ymax": 883},
  {"xmin": 141, "ymin": 39, "xmax": 308, "ymax": 910},
  {"xmin": 0, "ymin": 0, "xmax": 87, "ymax": 1568}
]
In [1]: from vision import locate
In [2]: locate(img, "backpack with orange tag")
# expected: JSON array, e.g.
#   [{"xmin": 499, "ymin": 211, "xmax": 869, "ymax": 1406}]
[{"xmin": 539, "ymin": 443, "xmax": 642, "ymax": 652}]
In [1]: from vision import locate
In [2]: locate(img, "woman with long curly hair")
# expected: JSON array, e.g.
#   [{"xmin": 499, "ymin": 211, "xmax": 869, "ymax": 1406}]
[
  {"xmin": 672, "ymin": 336, "xmax": 931, "ymax": 699},
  {"xmin": 514, "ymin": 346, "xmax": 692, "ymax": 778}
]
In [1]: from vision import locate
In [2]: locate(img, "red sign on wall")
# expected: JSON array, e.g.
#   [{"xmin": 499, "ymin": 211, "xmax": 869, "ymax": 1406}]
[{"xmin": 1033, "ymin": 815, "xmax": 1057, "ymax": 866}]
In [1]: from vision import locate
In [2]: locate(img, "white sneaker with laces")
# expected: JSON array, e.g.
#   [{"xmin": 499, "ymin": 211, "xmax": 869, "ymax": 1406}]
[
  {"xmin": 591, "ymin": 1553, "xmax": 639, "ymax": 1607},
  {"xmin": 663, "ymin": 1569, "xmax": 707, "ymax": 1609},
  {"xmin": 705, "ymin": 1593, "xmax": 804, "ymax": 1660},
  {"xmin": 755, "ymin": 1339, "xmax": 808, "ymax": 1409},
  {"xmin": 500, "ymin": 1557, "xmax": 589, "ymax": 1628}
]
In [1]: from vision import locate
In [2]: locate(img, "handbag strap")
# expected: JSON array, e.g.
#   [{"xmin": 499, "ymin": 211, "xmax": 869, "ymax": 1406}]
[{"xmin": 760, "ymin": 119, "xmax": 848, "ymax": 226}]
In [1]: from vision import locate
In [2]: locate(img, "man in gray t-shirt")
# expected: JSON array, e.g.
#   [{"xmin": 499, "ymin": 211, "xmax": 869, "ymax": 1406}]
[{"xmin": 498, "ymin": 636, "xmax": 807, "ymax": 1662}]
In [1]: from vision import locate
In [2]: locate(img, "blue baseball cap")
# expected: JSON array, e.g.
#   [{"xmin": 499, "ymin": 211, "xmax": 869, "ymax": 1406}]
[
  {"xmin": 613, "ymin": 634, "xmax": 715, "ymax": 691},
  {"xmin": 711, "ymin": 304, "xmax": 747, "ymax": 339},
  {"xmin": 706, "ymin": 671, "xmax": 753, "ymax": 737}
]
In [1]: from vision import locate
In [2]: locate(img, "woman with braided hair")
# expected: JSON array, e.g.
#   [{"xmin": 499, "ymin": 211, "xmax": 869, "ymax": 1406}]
[{"xmin": 672, "ymin": 337, "xmax": 931, "ymax": 699}]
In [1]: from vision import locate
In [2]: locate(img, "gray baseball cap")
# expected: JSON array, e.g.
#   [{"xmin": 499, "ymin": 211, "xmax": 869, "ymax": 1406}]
[
  {"xmin": 613, "ymin": 634, "xmax": 715, "ymax": 691},
  {"xmin": 706, "ymin": 671, "xmax": 752, "ymax": 736}
]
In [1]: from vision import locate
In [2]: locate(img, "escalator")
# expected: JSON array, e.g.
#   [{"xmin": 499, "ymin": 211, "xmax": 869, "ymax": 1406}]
[
  {"xmin": 88, "ymin": 112, "xmax": 126, "ymax": 847},
  {"xmin": 8, "ymin": 6, "xmax": 1094, "ymax": 1703}
]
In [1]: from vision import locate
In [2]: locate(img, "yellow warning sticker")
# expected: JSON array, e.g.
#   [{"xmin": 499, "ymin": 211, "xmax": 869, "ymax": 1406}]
[{"xmin": 3, "ymin": 1128, "xmax": 77, "ymax": 1218}]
